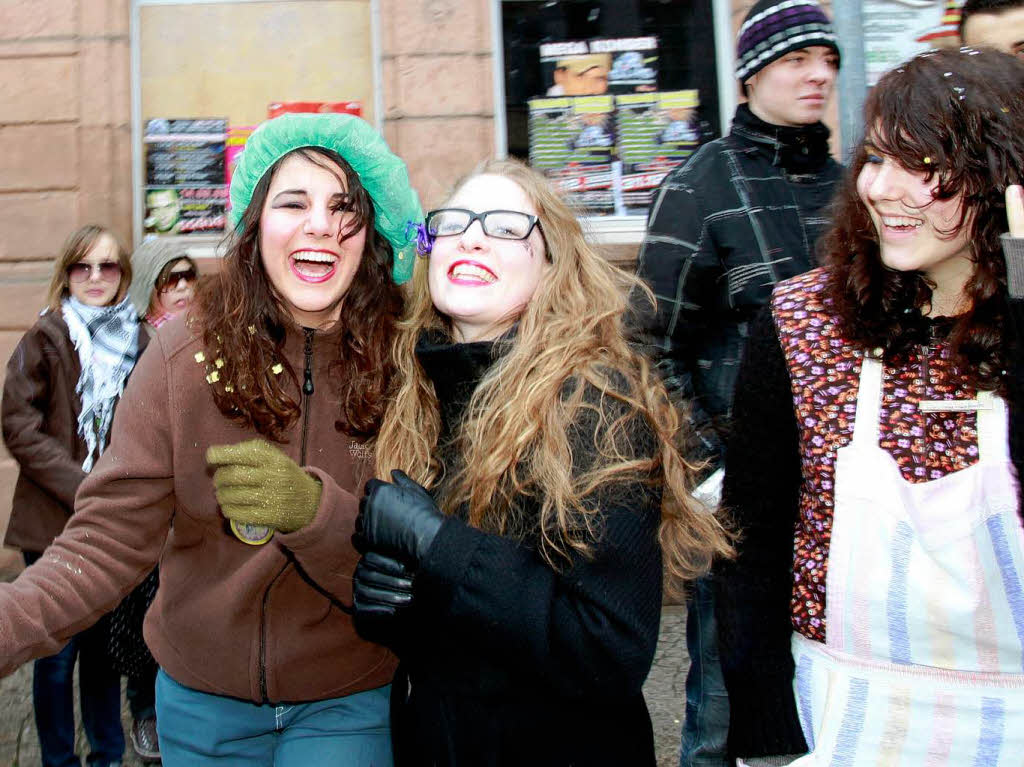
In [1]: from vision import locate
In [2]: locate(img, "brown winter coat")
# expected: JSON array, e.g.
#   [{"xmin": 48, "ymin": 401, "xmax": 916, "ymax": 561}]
[
  {"xmin": 1, "ymin": 310, "xmax": 148, "ymax": 552},
  {"xmin": 0, "ymin": 315, "xmax": 396, "ymax": 703}
]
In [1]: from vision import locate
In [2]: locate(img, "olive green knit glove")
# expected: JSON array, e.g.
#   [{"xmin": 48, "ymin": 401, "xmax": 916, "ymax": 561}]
[{"xmin": 206, "ymin": 440, "xmax": 322, "ymax": 533}]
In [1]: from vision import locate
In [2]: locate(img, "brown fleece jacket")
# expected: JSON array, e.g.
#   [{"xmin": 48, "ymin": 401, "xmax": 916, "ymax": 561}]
[{"xmin": 0, "ymin": 314, "xmax": 395, "ymax": 703}]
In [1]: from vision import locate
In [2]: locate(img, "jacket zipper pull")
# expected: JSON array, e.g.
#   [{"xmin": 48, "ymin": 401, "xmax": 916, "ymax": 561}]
[{"xmin": 303, "ymin": 328, "xmax": 314, "ymax": 396}]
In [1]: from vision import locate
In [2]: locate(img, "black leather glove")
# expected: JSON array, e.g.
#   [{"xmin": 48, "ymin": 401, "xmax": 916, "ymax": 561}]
[
  {"xmin": 353, "ymin": 551, "xmax": 415, "ymax": 647},
  {"xmin": 355, "ymin": 470, "xmax": 445, "ymax": 565}
]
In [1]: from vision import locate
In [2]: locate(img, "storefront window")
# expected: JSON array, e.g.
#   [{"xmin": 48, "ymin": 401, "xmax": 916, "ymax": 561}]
[{"xmin": 501, "ymin": 0, "xmax": 720, "ymax": 221}]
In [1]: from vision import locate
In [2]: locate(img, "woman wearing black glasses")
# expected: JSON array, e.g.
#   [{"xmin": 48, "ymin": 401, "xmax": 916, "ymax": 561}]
[
  {"xmin": 1, "ymin": 224, "xmax": 142, "ymax": 767},
  {"xmin": 351, "ymin": 159, "xmax": 732, "ymax": 766}
]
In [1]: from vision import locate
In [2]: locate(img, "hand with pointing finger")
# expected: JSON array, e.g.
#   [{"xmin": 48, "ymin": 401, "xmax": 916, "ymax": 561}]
[
  {"xmin": 1002, "ymin": 185, "xmax": 1024, "ymax": 299},
  {"xmin": 1008, "ymin": 185, "xmax": 1024, "ymax": 237}
]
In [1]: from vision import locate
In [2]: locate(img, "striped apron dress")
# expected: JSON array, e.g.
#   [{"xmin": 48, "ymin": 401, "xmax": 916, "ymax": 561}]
[{"xmin": 789, "ymin": 356, "xmax": 1024, "ymax": 765}]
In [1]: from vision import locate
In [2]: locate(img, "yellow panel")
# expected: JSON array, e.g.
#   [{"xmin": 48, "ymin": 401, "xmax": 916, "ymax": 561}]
[{"xmin": 140, "ymin": 1, "xmax": 373, "ymax": 127}]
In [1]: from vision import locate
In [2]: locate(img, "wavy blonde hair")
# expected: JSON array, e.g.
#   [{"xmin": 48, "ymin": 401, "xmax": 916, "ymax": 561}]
[{"xmin": 376, "ymin": 159, "xmax": 732, "ymax": 591}]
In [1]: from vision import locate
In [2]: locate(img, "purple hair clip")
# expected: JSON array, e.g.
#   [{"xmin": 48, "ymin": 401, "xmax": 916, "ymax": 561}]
[{"xmin": 406, "ymin": 220, "xmax": 434, "ymax": 257}]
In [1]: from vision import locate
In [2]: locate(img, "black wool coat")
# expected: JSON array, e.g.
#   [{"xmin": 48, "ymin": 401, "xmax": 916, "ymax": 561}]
[
  {"xmin": 636, "ymin": 104, "xmax": 842, "ymax": 473},
  {"xmin": 389, "ymin": 335, "xmax": 665, "ymax": 767}
]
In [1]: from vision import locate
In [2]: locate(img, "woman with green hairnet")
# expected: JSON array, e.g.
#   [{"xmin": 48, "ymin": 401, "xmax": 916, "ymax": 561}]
[{"xmin": 0, "ymin": 113, "xmax": 423, "ymax": 765}]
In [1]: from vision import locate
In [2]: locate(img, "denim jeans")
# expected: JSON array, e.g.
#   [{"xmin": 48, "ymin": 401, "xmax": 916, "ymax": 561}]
[
  {"xmin": 679, "ymin": 575, "xmax": 730, "ymax": 767},
  {"xmin": 155, "ymin": 669, "xmax": 392, "ymax": 766},
  {"xmin": 23, "ymin": 551, "xmax": 125, "ymax": 767}
]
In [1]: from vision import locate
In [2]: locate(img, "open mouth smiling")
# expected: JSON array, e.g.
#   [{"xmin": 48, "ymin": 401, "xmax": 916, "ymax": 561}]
[
  {"xmin": 880, "ymin": 215, "xmax": 924, "ymax": 233},
  {"xmin": 289, "ymin": 250, "xmax": 339, "ymax": 283},
  {"xmin": 448, "ymin": 260, "xmax": 497, "ymax": 285}
]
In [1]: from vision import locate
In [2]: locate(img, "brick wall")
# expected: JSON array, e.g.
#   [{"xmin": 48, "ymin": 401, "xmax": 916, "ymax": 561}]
[
  {"xmin": 379, "ymin": 0, "xmax": 497, "ymax": 210},
  {"xmin": 0, "ymin": 0, "xmax": 131, "ymax": 566}
]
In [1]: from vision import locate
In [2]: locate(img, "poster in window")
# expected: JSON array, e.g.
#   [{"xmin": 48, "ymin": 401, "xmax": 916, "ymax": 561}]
[
  {"xmin": 539, "ymin": 38, "xmax": 658, "ymax": 97},
  {"xmin": 226, "ymin": 126, "xmax": 255, "ymax": 187},
  {"xmin": 864, "ymin": 0, "xmax": 963, "ymax": 85},
  {"xmin": 616, "ymin": 90, "xmax": 700, "ymax": 214},
  {"xmin": 144, "ymin": 118, "xmax": 228, "ymax": 236},
  {"xmin": 528, "ymin": 95, "xmax": 616, "ymax": 214},
  {"xmin": 144, "ymin": 187, "xmax": 228, "ymax": 237},
  {"xmin": 266, "ymin": 101, "xmax": 363, "ymax": 119}
]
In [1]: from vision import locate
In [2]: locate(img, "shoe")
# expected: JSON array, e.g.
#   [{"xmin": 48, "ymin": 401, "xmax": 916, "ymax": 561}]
[{"xmin": 131, "ymin": 716, "xmax": 162, "ymax": 763}]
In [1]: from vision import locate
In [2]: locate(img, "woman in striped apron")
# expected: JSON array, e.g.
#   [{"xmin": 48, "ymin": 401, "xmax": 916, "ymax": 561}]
[{"xmin": 716, "ymin": 48, "xmax": 1024, "ymax": 766}]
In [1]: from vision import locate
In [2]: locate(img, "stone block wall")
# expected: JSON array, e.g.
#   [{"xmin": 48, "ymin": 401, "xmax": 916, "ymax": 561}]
[
  {"xmin": 379, "ymin": 0, "xmax": 497, "ymax": 210},
  {"xmin": 0, "ymin": 0, "xmax": 131, "ymax": 567}
]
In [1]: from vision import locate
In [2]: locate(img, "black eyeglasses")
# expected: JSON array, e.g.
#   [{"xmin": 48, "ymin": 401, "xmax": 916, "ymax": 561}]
[
  {"xmin": 67, "ymin": 261, "xmax": 122, "ymax": 284},
  {"xmin": 426, "ymin": 208, "xmax": 542, "ymax": 241},
  {"xmin": 157, "ymin": 266, "xmax": 198, "ymax": 293}
]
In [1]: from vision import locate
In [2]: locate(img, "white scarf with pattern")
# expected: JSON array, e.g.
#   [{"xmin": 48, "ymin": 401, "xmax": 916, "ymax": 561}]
[{"xmin": 61, "ymin": 296, "xmax": 140, "ymax": 471}]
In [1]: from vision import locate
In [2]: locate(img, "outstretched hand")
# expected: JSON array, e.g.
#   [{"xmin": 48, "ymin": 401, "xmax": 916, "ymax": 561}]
[{"xmin": 206, "ymin": 439, "xmax": 322, "ymax": 533}]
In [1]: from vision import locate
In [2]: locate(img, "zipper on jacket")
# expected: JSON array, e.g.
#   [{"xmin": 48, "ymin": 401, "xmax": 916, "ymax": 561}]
[
  {"xmin": 300, "ymin": 328, "xmax": 314, "ymax": 465},
  {"xmin": 259, "ymin": 582, "xmax": 270, "ymax": 701},
  {"xmin": 259, "ymin": 330, "xmax": 314, "ymax": 701},
  {"xmin": 259, "ymin": 560, "xmax": 289, "ymax": 702}
]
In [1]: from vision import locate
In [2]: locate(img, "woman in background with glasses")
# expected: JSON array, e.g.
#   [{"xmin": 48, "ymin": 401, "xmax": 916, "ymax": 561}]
[
  {"xmin": 1, "ymin": 224, "xmax": 141, "ymax": 767},
  {"xmin": 351, "ymin": 158, "xmax": 732, "ymax": 766},
  {"xmin": 129, "ymin": 238, "xmax": 199, "ymax": 332},
  {"xmin": 104, "ymin": 237, "xmax": 200, "ymax": 765}
]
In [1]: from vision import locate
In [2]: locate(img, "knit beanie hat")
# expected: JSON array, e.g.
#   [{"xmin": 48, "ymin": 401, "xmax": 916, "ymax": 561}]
[
  {"xmin": 128, "ymin": 238, "xmax": 191, "ymax": 317},
  {"xmin": 736, "ymin": 0, "xmax": 840, "ymax": 82}
]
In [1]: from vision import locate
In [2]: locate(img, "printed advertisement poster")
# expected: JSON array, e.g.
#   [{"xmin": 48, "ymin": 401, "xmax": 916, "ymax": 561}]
[
  {"xmin": 145, "ymin": 187, "xmax": 227, "ymax": 236},
  {"xmin": 144, "ymin": 118, "xmax": 228, "ymax": 236},
  {"xmin": 225, "ymin": 126, "xmax": 255, "ymax": 187},
  {"xmin": 539, "ymin": 37, "xmax": 658, "ymax": 97},
  {"xmin": 528, "ymin": 95, "xmax": 616, "ymax": 214},
  {"xmin": 616, "ymin": 90, "xmax": 701, "ymax": 214},
  {"xmin": 864, "ymin": 0, "xmax": 963, "ymax": 85},
  {"xmin": 144, "ymin": 118, "xmax": 227, "ymax": 186}
]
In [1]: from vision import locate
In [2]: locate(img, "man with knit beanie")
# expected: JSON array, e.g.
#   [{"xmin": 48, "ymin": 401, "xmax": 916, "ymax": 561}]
[{"xmin": 636, "ymin": 2, "xmax": 841, "ymax": 765}]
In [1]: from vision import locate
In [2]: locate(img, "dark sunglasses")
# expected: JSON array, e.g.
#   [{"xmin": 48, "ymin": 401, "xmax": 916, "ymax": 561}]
[
  {"xmin": 67, "ymin": 261, "xmax": 122, "ymax": 284},
  {"xmin": 157, "ymin": 266, "xmax": 198, "ymax": 292}
]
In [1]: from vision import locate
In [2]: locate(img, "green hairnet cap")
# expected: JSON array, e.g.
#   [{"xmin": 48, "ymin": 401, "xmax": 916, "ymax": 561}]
[{"xmin": 229, "ymin": 113, "xmax": 422, "ymax": 284}]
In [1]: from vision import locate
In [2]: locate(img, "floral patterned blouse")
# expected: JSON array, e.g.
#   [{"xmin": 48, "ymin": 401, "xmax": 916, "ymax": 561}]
[{"xmin": 772, "ymin": 267, "xmax": 982, "ymax": 641}]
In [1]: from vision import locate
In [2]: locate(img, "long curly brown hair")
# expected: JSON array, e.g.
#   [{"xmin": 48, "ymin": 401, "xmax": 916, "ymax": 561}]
[
  {"xmin": 376, "ymin": 159, "xmax": 732, "ymax": 594},
  {"xmin": 823, "ymin": 48, "xmax": 1024, "ymax": 391},
  {"xmin": 195, "ymin": 147, "xmax": 403, "ymax": 441}
]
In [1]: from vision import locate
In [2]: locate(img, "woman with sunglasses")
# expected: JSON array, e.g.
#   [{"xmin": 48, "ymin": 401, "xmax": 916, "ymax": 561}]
[
  {"xmin": 350, "ymin": 158, "xmax": 732, "ymax": 766},
  {"xmin": 129, "ymin": 239, "xmax": 199, "ymax": 331},
  {"xmin": 1, "ymin": 224, "xmax": 140, "ymax": 767},
  {"xmin": 105, "ymin": 238, "xmax": 200, "ymax": 764}
]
